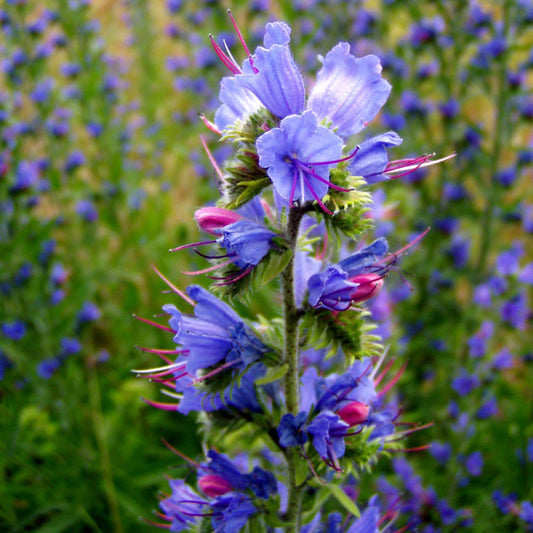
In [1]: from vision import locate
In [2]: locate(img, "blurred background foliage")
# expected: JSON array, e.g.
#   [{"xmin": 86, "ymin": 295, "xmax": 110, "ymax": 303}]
[{"xmin": 0, "ymin": 0, "xmax": 531, "ymax": 531}]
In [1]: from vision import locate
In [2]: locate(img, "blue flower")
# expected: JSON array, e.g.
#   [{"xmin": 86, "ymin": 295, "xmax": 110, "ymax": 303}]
[
  {"xmin": 210, "ymin": 492, "xmax": 257, "ymax": 533},
  {"xmin": 308, "ymin": 238, "xmax": 389, "ymax": 311},
  {"xmin": 256, "ymin": 110, "xmax": 343, "ymax": 207},
  {"xmin": 215, "ymin": 219, "xmax": 276, "ymax": 269},
  {"xmin": 347, "ymin": 132, "xmax": 402, "ymax": 184},
  {"xmin": 203, "ymin": 451, "xmax": 277, "ymax": 500},
  {"xmin": 307, "ymin": 411, "xmax": 349, "ymax": 466},
  {"xmin": 2, "ymin": 319, "xmax": 26, "ymax": 340},
  {"xmin": 164, "ymin": 285, "xmax": 269, "ymax": 375},
  {"xmin": 159, "ymin": 479, "xmax": 206, "ymax": 532},
  {"xmin": 278, "ymin": 411, "xmax": 309, "ymax": 447}
]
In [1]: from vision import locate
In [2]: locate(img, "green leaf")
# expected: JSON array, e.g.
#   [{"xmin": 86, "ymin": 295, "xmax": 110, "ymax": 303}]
[
  {"xmin": 295, "ymin": 454, "xmax": 309, "ymax": 486},
  {"xmin": 255, "ymin": 364, "xmax": 288, "ymax": 385},
  {"xmin": 258, "ymin": 249, "xmax": 292, "ymax": 287},
  {"xmin": 325, "ymin": 483, "xmax": 360, "ymax": 518}
]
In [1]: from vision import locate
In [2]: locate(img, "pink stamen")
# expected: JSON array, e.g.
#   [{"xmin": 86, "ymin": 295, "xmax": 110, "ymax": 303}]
[
  {"xmin": 295, "ymin": 160, "xmax": 351, "ymax": 192},
  {"xmin": 182, "ymin": 258, "xmax": 236, "ymax": 276},
  {"xmin": 200, "ymin": 135, "xmax": 224, "ymax": 183},
  {"xmin": 162, "ymin": 438, "xmax": 201, "ymax": 467},
  {"xmin": 198, "ymin": 114, "xmax": 221, "ymax": 135},
  {"xmin": 141, "ymin": 397, "xmax": 179, "ymax": 411},
  {"xmin": 227, "ymin": 9, "xmax": 257, "ymax": 73},
  {"xmin": 378, "ymin": 360, "xmax": 408, "ymax": 397},
  {"xmin": 374, "ymin": 358, "xmax": 395, "ymax": 386},
  {"xmin": 169, "ymin": 240, "xmax": 217, "ymax": 252},
  {"xmin": 389, "ymin": 444, "xmax": 432, "ymax": 453},
  {"xmin": 301, "ymin": 172, "xmax": 333, "ymax": 215},
  {"xmin": 377, "ymin": 227, "xmax": 430, "ymax": 266},
  {"xmin": 133, "ymin": 314, "xmax": 175, "ymax": 333},
  {"xmin": 141, "ymin": 518, "xmax": 171, "ymax": 529},
  {"xmin": 152, "ymin": 265, "xmax": 196, "ymax": 306},
  {"xmin": 304, "ymin": 145, "xmax": 360, "ymax": 166},
  {"xmin": 213, "ymin": 264, "xmax": 254, "ymax": 285},
  {"xmin": 192, "ymin": 359, "xmax": 239, "ymax": 384},
  {"xmin": 209, "ymin": 34, "xmax": 241, "ymax": 74}
]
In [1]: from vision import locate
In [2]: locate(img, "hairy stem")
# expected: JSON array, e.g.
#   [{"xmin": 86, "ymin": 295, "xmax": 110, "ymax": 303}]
[{"xmin": 281, "ymin": 206, "xmax": 304, "ymax": 531}]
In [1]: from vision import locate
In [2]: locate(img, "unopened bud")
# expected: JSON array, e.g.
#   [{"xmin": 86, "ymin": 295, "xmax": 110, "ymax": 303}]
[
  {"xmin": 198, "ymin": 474, "xmax": 233, "ymax": 497},
  {"xmin": 349, "ymin": 273, "xmax": 384, "ymax": 303},
  {"xmin": 194, "ymin": 207, "xmax": 243, "ymax": 235},
  {"xmin": 337, "ymin": 401, "xmax": 370, "ymax": 427}
]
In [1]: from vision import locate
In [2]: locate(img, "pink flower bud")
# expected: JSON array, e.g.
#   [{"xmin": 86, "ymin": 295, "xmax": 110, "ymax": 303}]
[
  {"xmin": 198, "ymin": 474, "xmax": 233, "ymax": 497},
  {"xmin": 337, "ymin": 401, "xmax": 370, "ymax": 427},
  {"xmin": 194, "ymin": 207, "xmax": 243, "ymax": 235},
  {"xmin": 349, "ymin": 273, "xmax": 384, "ymax": 303}
]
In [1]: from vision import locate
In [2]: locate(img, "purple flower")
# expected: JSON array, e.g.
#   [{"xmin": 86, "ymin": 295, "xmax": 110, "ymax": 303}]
[
  {"xmin": 77, "ymin": 301, "xmax": 100, "ymax": 323},
  {"xmin": 2, "ymin": 320, "xmax": 26, "ymax": 340},
  {"xmin": 75, "ymin": 199, "xmax": 98, "ymax": 222},
  {"xmin": 501, "ymin": 291, "xmax": 529, "ymax": 330},
  {"xmin": 256, "ymin": 110, "xmax": 343, "ymax": 207},
  {"xmin": 347, "ymin": 131, "xmax": 403, "ymax": 184},
  {"xmin": 215, "ymin": 219, "xmax": 276, "ymax": 269},
  {"xmin": 430, "ymin": 441, "xmax": 452, "ymax": 465},
  {"xmin": 210, "ymin": 492, "xmax": 257, "ymax": 532},
  {"xmin": 37, "ymin": 356, "xmax": 62, "ymax": 379},
  {"xmin": 452, "ymin": 371, "xmax": 479, "ymax": 396},
  {"xmin": 465, "ymin": 451, "xmax": 483, "ymax": 476},
  {"xmin": 307, "ymin": 410, "xmax": 349, "ymax": 464},
  {"xmin": 159, "ymin": 479, "xmax": 206, "ymax": 531},
  {"xmin": 308, "ymin": 238, "xmax": 389, "ymax": 311},
  {"xmin": 306, "ymin": 42, "xmax": 391, "ymax": 138},
  {"xmin": 278, "ymin": 412, "xmax": 309, "ymax": 447},
  {"xmin": 496, "ymin": 242, "xmax": 524, "ymax": 276},
  {"xmin": 201, "ymin": 451, "xmax": 277, "ymax": 500},
  {"xmin": 163, "ymin": 285, "xmax": 269, "ymax": 375}
]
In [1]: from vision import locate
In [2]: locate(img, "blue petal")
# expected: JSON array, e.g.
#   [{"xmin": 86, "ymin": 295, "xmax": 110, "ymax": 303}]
[
  {"xmin": 217, "ymin": 219, "xmax": 275, "ymax": 266},
  {"xmin": 263, "ymin": 21, "xmax": 291, "ymax": 47},
  {"xmin": 337, "ymin": 238, "xmax": 389, "ymax": 276},
  {"xmin": 187, "ymin": 285, "xmax": 241, "ymax": 327},
  {"xmin": 256, "ymin": 110, "xmax": 343, "ymax": 203},
  {"xmin": 237, "ymin": 43, "xmax": 305, "ymax": 119},
  {"xmin": 215, "ymin": 76, "xmax": 263, "ymax": 131},
  {"xmin": 348, "ymin": 131, "xmax": 402, "ymax": 183},
  {"xmin": 308, "ymin": 43, "xmax": 392, "ymax": 137}
]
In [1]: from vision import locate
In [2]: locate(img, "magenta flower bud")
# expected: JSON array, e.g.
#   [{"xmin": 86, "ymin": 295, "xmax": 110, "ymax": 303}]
[
  {"xmin": 349, "ymin": 273, "xmax": 384, "ymax": 304},
  {"xmin": 194, "ymin": 207, "xmax": 243, "ymax": 235},
  {"xmin": 198, "ymin": 474, "xmax": 233, "ymax": 497},
  {"xmin": 337, "ymin": 401, "xmax": 370, "ymax": 427}
]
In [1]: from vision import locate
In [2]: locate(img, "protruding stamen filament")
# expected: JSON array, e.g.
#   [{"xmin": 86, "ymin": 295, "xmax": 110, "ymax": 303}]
[
  {"xmin": 133, "ymin": 314, "xmax": 175, "ymax": 333},
  {"xmin": 378, "ymin": 360, "xmax": 408, "ymax": 397},
  {"xmin": 198, "ymin": 114, "xmax": 221, "ymax": 135},
  {"xmin": 200, "ymin": 135, "xmax": 224, "ymax": 184},
  {"xmin": 169, "ymin": 240, "xmax": 217, "ymax": 252},
  {"xmin": 141, "ymin": 397, "xmax": 179, "ymax": 410},
  {"xmin": 305, "ymin": 145, "xmax": 360, "ymax": 166},
  {"xmin": 385, "ymin": 152, "xmax": 456, "ymax": 177},
  {"xmin": 152, "ymin": 265, "xmax": 196, "ymax": 306},
  {"xmin": 301, "ymin": 172, "xmax": 333, "ymax": 215},
  {"xmin": 209, "ymin": 34, "xmax": 241, "ymax": 74},
  {"xmin": 227, "ymin": 9, "xmax": 258, "ymax": 73},
  {"xmin": 182, "ymin": 258, "xmax": 236, "ymax": 276}
]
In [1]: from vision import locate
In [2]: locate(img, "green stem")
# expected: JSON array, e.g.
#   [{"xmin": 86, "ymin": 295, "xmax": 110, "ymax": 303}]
[
  {"xmin": 87, "ymin": 363, "xmax": 124, "ymax": 533},
  {"xmin": 281, "ymin": 206, "xmax": 304, "ymax": 532},
  {"xmin": 475, "ymin": 1, "xmax": 511, "ymax": 277}
]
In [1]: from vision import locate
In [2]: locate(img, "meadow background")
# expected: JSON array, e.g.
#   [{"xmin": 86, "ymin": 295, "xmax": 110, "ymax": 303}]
[{"xmin": 0, "ymin": 0, "xmax": 532, "ymax": 531}]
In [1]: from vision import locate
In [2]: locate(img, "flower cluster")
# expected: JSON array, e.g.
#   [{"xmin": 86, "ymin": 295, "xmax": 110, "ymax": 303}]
[{"xmin": 138, "ymin": 14, "xmax": 442, "ymax": 533}]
